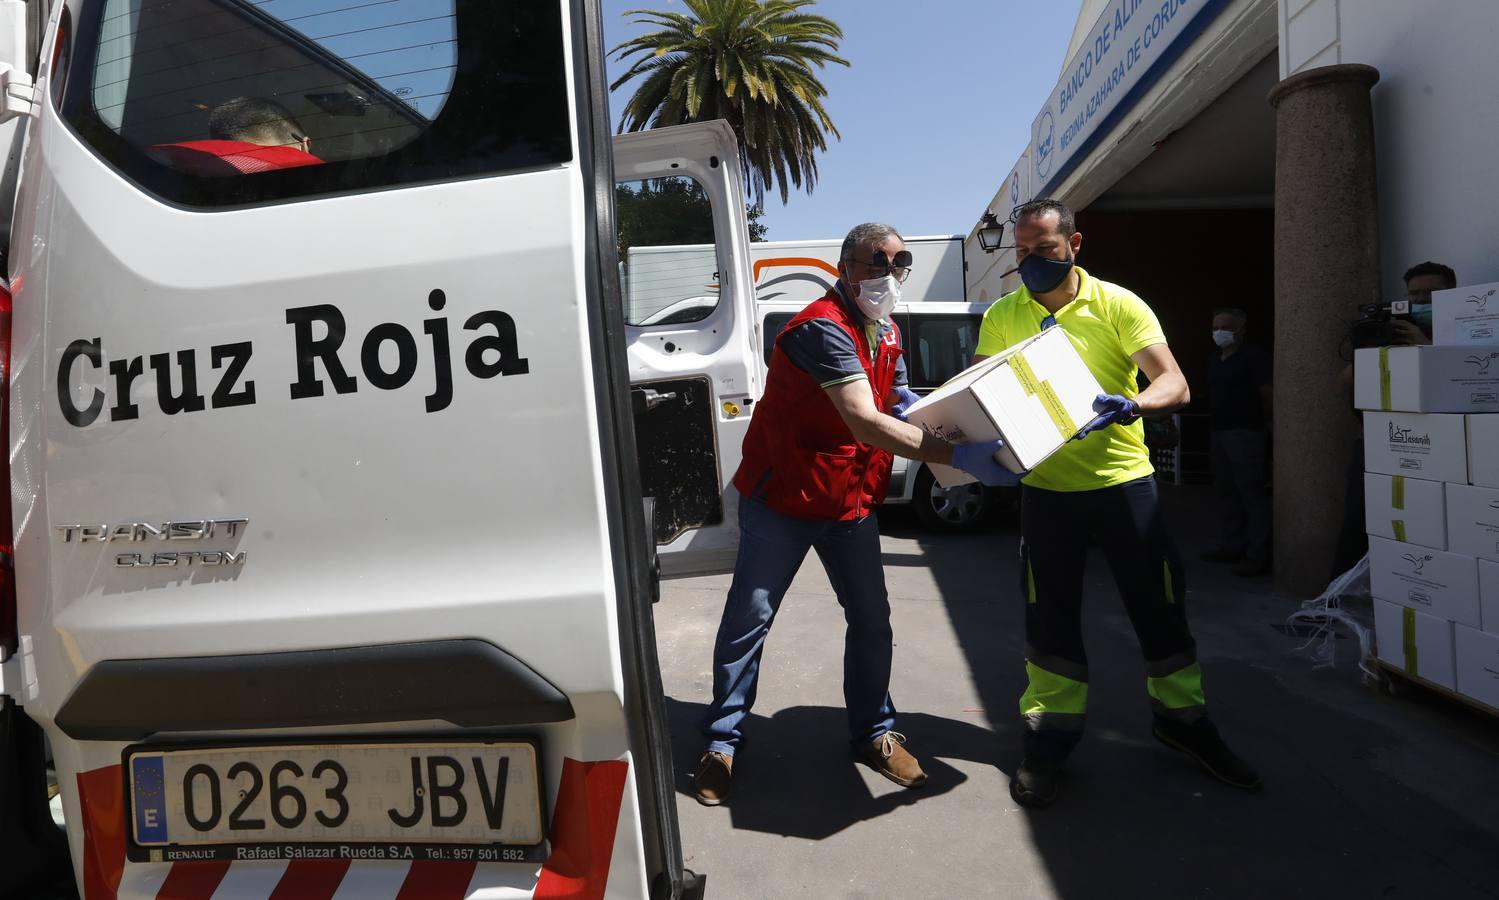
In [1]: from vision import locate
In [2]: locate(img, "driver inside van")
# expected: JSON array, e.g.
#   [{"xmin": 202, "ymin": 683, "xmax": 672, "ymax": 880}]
[{"xmin": 150, "ymin": 96, "xmax": 324, "ymax": 176}]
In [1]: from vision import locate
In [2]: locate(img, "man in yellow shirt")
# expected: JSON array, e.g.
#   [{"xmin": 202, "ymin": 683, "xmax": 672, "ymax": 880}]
[{"xmin": 974, "ymin": 199, "xmax": 1260, "ymax": 807}]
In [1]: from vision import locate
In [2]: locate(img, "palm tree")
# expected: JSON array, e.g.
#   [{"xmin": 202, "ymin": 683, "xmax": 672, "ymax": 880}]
[{"xmin": 610, "ymin": 0, "xmax": 848, "ymax": 205}]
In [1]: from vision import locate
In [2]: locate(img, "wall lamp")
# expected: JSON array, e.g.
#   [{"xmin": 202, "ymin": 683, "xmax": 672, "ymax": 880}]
[{"xmin": 976, "ymin": 212, "xmax": 1006, "ymax": 253}]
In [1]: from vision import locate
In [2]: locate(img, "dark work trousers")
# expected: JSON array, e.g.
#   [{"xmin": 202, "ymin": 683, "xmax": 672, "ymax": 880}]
[
  {"xmin": 1209, "ymin": 428, "xmax": 1272, "ymax": 562},
  {"xmin": 1018, "ymin": 476, "xmax": 1204, "ymax": 763}
]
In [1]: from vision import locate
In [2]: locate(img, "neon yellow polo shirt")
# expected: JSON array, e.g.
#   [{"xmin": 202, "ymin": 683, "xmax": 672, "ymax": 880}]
[{"xmin": 975, "ymin": 267, "xmax": 1165, "ymax": 492}]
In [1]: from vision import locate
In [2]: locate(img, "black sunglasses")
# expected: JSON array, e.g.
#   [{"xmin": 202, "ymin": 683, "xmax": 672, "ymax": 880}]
[{"xmin": 849, "ymin": 249, "xmax": 914, "ymax": 283}]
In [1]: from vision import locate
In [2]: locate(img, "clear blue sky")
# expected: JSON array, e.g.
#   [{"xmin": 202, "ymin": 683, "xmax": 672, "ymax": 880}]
[{"xmin": 602, "ymin": 0, "xmax": 1085, "ymax": 241}]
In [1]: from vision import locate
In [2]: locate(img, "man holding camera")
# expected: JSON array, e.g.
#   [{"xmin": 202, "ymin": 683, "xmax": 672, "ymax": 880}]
[{"xmin": 1331, "ymin": 261, "xmax": 1457, "ymax": 576}]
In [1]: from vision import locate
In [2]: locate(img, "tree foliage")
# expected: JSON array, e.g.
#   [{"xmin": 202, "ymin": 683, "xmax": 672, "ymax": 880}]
[{"xmin": 610, "ymin": 0, "xmax": 848, "ymax": 206}]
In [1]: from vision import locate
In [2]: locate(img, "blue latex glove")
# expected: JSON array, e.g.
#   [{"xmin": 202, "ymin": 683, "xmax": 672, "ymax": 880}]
[
  {"xmin": 890, "ymin": 385, "xmax": 922, "ymax": 421},
  {"xmin": 1075, "ymin": 393, "xmax": 1140, "ymax": 439},
  {"xmin": 951, "ymin": 439, "xmax": 1024, "ymax": 487}
]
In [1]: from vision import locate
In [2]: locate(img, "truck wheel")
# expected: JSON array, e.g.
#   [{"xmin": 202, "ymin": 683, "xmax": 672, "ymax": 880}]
[{"xmin": 911, "ymin": 465, "xmax": 992, "ymax": 533}]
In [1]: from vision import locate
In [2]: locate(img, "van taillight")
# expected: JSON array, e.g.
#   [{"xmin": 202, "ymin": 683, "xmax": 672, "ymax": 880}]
[{"xmin": 0, "ymin": 279, "xmax": 12, "ymax": 655}]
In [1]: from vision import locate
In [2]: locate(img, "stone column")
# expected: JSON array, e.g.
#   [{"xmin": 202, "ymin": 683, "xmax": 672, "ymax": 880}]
[{"xmin": 1267, "ymin": 64, "xmax": 1381, "ymax": 598}]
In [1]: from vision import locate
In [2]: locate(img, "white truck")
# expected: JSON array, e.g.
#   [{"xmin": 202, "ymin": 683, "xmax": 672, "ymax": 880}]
[{"xmin": 0, "ymin": 1, "xmax": 769, "ymax": 897}]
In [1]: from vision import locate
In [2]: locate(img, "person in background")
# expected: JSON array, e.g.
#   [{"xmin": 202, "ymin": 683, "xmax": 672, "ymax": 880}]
[
  {"xmin": 1395, "ymin": 261, "xmax": 1456, "ymax": 344},
  {"xmin": 1329, "ymin": 261, "xmax": 1456, "ymax": 578},
  {"xmin": 1200, "ymin": 308, "xmax": 1273, "ymax": 577}
]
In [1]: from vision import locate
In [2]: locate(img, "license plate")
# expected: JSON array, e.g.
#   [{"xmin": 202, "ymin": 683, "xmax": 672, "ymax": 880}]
[{"xmin": 124, "ymin": 740, "xmax": 544, "ymax": 864}]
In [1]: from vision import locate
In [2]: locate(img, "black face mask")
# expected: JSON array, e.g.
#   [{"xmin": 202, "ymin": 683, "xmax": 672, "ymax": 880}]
[{"xmin": 1018, "ymin": 248, "xmax": 1075, "ymax": 294}]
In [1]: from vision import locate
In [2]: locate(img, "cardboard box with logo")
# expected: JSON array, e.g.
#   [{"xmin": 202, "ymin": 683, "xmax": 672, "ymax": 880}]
[
  {"xmin": 1433, "ymin": 281, "xmax": 1499, "ymax": 346},
  {"xmin": 1469, "ymin": 414, "xmax": 1499, "ymax": 488},
  {"xmin": 1364, "ymin": 473, "xmax": 1446, "ymax": 550},
  {"xmin": 1361, "ymin": 412, "xmax": 1469, "ymax": 483},
  {"xmin": 1375, "ymin": 597, "xmax": 1456, "ymax": 690},
  {"xmin": 1354, "ymin": 346, "xmax": 1499, "ymax": 413},
  {"xmin": 1367, "ymin": 535, "xmax": 1481, "ymax": 628},
  {"xmin": 1481, "ymin": 559, "xmax": 1499, "ymax": 635},
  {"xmin": 905, "ymin": 326, "xmax": 1102, "ymax": 487},
  {"xmin": 1454, "ymin": 624, "xmax": 1499, "ymax": 710},
  {"xmin": 1445, "ymin": 482, "xmax": 1499, "ymax": 563}
]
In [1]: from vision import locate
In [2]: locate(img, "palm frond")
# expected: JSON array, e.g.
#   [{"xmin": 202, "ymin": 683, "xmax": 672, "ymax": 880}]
[{"xmin": 609, "ymin": 0, "xmax": 847, "ymax": 204}]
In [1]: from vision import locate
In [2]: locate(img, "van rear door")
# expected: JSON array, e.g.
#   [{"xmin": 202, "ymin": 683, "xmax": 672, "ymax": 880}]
[
  {"xmin": 8, "ymin": 1, "xmax": 697, "ymax": 896},
  {"xmin": 613, "ymin": 124, "xmax": 759, "ymax": 578}
]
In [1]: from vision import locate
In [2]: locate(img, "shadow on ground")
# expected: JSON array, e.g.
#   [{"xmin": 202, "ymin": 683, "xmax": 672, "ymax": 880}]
[{"xmin": 664, "ymin": 699, "xmax": 1009, "ymax": 841}]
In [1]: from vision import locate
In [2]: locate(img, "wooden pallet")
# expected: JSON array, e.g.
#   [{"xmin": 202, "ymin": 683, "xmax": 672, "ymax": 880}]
[{"xmin": 1371, "ymin": 657, "xmax": 1499, "ymax": 719}]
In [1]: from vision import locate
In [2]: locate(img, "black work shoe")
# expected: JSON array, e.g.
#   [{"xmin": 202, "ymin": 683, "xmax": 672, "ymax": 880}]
[
  {"xmin": 1009, "ymin": 757, "xmax": 1061, "ymax": 808},
  {"xmin": 693, "ymin": 751, "xmax": 733, "ymax": 806},
  {"xmin": 1152, "ymin": 718, "xmax": 1262, "ymax": 791}
]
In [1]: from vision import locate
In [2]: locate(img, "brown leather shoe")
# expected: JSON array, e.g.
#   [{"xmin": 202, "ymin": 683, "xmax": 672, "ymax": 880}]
[
  {"xmin": 694, "ymin": 751, "xmax": 733, "ymax": 806},
  {"xmin": 857, "ymin": 732, "xmax": 927, "ymax": 787}
]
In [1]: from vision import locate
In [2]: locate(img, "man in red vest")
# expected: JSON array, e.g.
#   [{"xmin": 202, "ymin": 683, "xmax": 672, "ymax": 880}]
[{"xmin": 694, "ymin": 224, "xmax": 1016, "ymax": 806}]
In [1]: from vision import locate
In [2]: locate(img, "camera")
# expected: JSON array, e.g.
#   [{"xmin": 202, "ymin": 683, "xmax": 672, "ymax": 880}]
[{"xmin": 1350, "ymin": 299, "xmax": 1412, "ymax": 349}]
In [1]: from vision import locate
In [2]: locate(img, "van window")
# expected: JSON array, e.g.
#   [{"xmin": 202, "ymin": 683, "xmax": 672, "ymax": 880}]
[
  {"xmin": 906, "ymin": 313, "xmax": 980, "ymax": 389},
  {"xmin": 617, "ymin": 176, "xmax": 721, "ymax": 326},
  {"xmin": 61, "ymin": 0, "xmax": 571, "ymax": 207},
  {"xmin": 761, "ymin": 312, "xmax": 795, "ymax": 364}
]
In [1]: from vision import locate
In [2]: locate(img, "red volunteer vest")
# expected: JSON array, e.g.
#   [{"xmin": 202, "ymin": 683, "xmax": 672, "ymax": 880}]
[
  {"xmin": 148, "ymin": 141, "xmax": 325, "ymax": 176},
  {"xmin": 734, "ymin": 291, "xmax": 903, "ymax": 520}
]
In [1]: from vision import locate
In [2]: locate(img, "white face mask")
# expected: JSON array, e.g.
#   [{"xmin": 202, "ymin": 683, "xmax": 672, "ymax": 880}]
[
  {"xmin": 1212, "ymin": 329, "xmax": 1237, "ymax": 348},
  {"xmin": 854, "ymin": 275, "xmax": 900, "ymax": 320}
]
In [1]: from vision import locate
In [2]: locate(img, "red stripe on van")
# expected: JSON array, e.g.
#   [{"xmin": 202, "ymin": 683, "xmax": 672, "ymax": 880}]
[
  {"xmin": 154, "ymin": 861, "xmax": 231, "ymax": 899},
  {"xmin": 268, "ymin": 859, "xmax": 351, "ymax": 899},
  {"xmin": 77, "ymin": 765, "xmax": 127, "ymax": 900},
  {"xmin": 533, "ymin": 758, "xmax": 629, "ymax": 900},
  {"xmin": 394, "ymin": 860, "xmax": 478, "ymax": 899}
]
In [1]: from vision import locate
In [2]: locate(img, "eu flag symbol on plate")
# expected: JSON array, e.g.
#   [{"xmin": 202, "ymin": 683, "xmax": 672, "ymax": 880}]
[{"xmin": 131, "ymin": 756, "xmax": 168, "ymax": 844}]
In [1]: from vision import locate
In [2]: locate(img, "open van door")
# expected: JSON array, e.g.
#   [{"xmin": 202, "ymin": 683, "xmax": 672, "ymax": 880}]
[
  {"xmin": 612, "ymin": 123, "xmax": 760, "ymax": 578},
  {"xmin": 4, "ymin": 0, "xmax": 701, "ymax": 896}
]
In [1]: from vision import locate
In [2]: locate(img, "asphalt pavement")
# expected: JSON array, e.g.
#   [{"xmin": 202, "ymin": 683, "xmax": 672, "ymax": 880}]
[{"xmin": 655, "ymin": 484, "xmax": 1499, "ymax": 900}]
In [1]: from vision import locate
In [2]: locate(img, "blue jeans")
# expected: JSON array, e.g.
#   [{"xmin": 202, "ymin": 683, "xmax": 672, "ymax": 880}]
[{"xmin": 700, "ymin": 497, "xmax": 897, "ymax": 756}]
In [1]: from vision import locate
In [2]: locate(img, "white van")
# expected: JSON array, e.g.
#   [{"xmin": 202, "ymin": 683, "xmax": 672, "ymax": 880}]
[
  {"xmin": 0, "ymin": 1, "xmax": 760, "ymax": 896},
  {"xmin": 756, "ymin": 300, "xmax": 1016, "ymax": 532}
]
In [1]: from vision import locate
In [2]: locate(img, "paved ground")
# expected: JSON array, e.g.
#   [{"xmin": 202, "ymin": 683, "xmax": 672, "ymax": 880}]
[{"xmin": 656, "ymin": 485, "xmax": 1499, "ymax": 900}]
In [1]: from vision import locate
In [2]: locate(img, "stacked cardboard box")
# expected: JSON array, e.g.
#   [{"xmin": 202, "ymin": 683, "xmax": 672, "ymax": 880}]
[{"xmin": 1357, "ymin": 285, "xmax": 1499, "ymax": 710}]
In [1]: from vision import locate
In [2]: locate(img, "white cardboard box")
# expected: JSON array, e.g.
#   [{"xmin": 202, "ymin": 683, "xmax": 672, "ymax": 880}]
[
  {"xmin": 1375, "ymin": 597, "xmax": 1456, "ymax": 690},
  {"xmin": 1433, "ymin": 281, "xmax": 1499, "ymax": 346},
  {"xmin": 1482, "ymin": 559, "xmax": 1499, "ymax": 635},
  {"xmin": 1454, "ymin": 624, "xmax": 1499, "ymax": 710},
  {"xmin": 1469, "ymin": 414, "xmax": 1499, "ymax": 488},
  {"xmin": 1353, "ymin": 346, "xmax": 1499, "ymax": 413},
  {"xmin": 1368, "ymin": 535, "xmax": 1482, "ymax": 628},
  {"xmin": 1361, "ymin": 412, "xmax": 1469, "ymax": 483},
  {"xmin": 1445, "ymin": 482, "xmax": 1499, "ymax": 563},
  {"xmin": 906, "ymin": 326, "xmax": 1103, "ymax": 486},
  {"xmin": 1364, "ymin": 473, "xmax": 1446, "ymax": 550}
]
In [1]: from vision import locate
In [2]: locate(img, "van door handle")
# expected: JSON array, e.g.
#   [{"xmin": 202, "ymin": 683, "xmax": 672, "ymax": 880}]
[{"xmin": 631, "ymin": 388, "xmax": 679, "ymax": 415}]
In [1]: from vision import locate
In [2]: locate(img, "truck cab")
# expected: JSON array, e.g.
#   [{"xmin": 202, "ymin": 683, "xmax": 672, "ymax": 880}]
[{"xmin": 0, "ymin": 1, "xmax": 757, "ymax": 896}]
